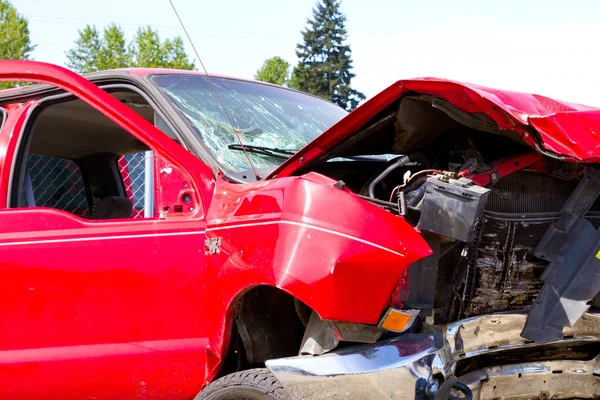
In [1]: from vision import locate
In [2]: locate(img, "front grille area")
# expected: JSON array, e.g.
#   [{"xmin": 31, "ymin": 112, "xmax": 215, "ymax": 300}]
[
  {"xmin": 463, "ymin": 171, "xmax": 600, "ymax": 316},
  {"xmin": 465, "ymin": 214, "xmax": 551, "ymax": 316},
  {"xmin": 486, "ymin": 171, "xmax": 576, "ymax": 214}
]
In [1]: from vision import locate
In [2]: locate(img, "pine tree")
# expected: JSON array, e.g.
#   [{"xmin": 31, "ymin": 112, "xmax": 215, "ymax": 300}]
[
  {"xmin": 255, "ymin": 56, "xmax": 291, "ymax": 86},
  {"xmin": 0, "ymin": 0, "xmax": 36, "ymax": 89},
  {"xmin": 293, "ymin": 0, "xmax": 364, "ymax": 110}
]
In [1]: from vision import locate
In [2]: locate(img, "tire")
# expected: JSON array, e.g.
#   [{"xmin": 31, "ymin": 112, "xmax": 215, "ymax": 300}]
[{"xmin": 196, "ymin": 368, "xmax": 291, "ymax": 400}]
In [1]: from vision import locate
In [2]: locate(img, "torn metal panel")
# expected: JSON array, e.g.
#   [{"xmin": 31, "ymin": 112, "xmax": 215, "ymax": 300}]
[{"xmin": 460, "ymin": 356, "xmax": 600, "ymax": 400}]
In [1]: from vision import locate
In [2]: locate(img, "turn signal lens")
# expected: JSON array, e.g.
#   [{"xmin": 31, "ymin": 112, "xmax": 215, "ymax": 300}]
[{"xmin": 378, "ymin": 308, "xmax": 419, "ymax": 333}]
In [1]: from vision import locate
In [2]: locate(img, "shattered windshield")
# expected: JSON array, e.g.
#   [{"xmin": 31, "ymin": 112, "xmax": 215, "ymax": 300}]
[{"xmin": 151, "ymin": 74, "xmax": 348, "ymax": 173}]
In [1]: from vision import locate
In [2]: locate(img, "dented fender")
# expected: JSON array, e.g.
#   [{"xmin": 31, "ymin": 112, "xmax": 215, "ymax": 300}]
[{"xmin": 203, "ymin": 172, "xmax": 431, "ymax": 377}]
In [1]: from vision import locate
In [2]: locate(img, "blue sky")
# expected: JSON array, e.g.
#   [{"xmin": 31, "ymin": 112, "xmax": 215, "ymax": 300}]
[{"xmin": 12, "ymin": 0, "xmax": 600, "ymax": 106}]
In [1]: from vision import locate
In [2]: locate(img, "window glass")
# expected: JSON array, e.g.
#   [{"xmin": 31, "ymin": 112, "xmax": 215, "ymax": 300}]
[
  {"xmin": 118, "ymin": 152, "xmax": 153, "ymax": 218},
  {"xmin": 20, "ymin": 154, "xmax": 90, "ymax": 217},
  {"xmin": 151, "ymin": 74, "xmax": 347, "ymax": 174}
]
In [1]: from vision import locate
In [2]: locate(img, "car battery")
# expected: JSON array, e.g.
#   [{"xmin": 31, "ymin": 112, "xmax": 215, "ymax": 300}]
[{"xmin": 417, "ymin": 177, "xmax": 491, "ymax": 242}]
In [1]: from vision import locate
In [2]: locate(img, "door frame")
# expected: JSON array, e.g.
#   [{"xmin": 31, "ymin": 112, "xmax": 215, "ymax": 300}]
[{"xmin": 0, "ymin": 60, "xmax": 215, "ymax": 217}]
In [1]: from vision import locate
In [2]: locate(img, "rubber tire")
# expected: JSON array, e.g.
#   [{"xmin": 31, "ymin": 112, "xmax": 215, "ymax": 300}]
[{"xmin": 196, "ymin": 368, "xmax": 291, "ymax": 400}]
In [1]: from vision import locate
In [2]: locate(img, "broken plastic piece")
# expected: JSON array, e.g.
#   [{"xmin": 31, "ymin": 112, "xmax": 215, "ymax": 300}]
[{"xmin": 522, "ymin": 168, "xmax": 600, "ymax": 343}]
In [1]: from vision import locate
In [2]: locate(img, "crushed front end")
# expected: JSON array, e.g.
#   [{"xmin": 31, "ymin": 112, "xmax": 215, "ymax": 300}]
[
  {"xmin": 264, "ymin": 81, "xmax": 600, "ymax": 399},
  {"xmin": 267, "ymin": 312, "xmax": 600, "ymax": 399}
]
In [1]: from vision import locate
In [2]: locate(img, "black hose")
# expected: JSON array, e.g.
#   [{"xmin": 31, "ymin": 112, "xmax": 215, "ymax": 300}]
[
  {"xmin": 368, "ymin": 155, "xmax": 410, "ymax": 198},
  {"xmin": 433, "ymin": 377, "xmax": 473, "ymax": 400}
]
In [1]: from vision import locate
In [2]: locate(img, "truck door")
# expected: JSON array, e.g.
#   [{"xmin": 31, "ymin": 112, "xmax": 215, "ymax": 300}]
[{"xmin": 0, "ymin": 61, "xmax": 212, "ymax": 399}]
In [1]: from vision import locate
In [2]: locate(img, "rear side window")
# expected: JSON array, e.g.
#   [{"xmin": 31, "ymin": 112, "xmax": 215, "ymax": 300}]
[
  {"xmin": 0, "ymin": 108, "xmax": 5, "ymax": 130},
  {"xmin": 118, "ymin": 152, "xmax": 151, "ymax": 219},
  {"xmin": 20, "ymin": 154, "xmax": 90, "ymax": 217}
]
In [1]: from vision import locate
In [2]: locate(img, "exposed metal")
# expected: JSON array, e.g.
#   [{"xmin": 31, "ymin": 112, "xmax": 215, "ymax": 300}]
[
  {"xmin": 267, "ymin": 312, "xmax": 600, "ymax": 400},
  {"xmin": 460, "ymin": 356, "xmax": 600, "ymax": 399},
  {"xmin": 204, "ymin": 237, "xmax": 222, "ymax": 255}
]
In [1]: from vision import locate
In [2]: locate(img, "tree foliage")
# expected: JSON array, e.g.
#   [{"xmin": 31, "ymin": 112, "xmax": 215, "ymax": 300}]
[
  {"xmin": 99, "ymin": 24, "xmax": 130, "ymax": 70},
  {"xmin": 66, "ymin": 24, "xmax": 195, "ymax": 73},
  {"xmin": 0, "ymin": 0, "xmax": 35, "ymax": 89},
  {"xmin": 255, "ymin": 56, "xmax": 291, "ymax": 86},
  {"xmin": 292, "ymin": 0, "xmax": 364, "ymax": 110}
]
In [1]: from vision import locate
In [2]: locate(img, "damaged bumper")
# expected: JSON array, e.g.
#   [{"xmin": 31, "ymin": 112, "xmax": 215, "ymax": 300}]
[{"xmin": 266, "ymin": 312, "xmax": 600, "ymax": 400}]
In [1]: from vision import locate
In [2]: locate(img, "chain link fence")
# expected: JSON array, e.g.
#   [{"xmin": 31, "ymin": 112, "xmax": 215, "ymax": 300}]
[
  {"xmin": 119, "ymin": 152, "xmax": 149, "ymax": 219},
  {"xmin": 23, "ymin": 154, "xmax": 90, "ymax": 217},
  {"xmin": 22, "ymin": 152, "xmax": 150, "ymax": 219}
]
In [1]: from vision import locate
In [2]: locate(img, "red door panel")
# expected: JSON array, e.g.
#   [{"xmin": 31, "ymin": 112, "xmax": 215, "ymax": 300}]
[
  {"xmin": 0, "ymin": 210, "xmax": 208, "ymax": 399},
  {"xmin": 0, "ymin": 61, "xmax": 213, "ymax": 399}
]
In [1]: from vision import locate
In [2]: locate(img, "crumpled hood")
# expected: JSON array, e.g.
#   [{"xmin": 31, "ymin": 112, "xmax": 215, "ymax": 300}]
[{"xmin": 269, "ymin": 78, "xmax": 600, "ymax": 179}]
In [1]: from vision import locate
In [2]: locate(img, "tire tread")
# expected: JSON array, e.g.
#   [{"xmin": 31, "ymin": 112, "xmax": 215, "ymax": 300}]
[{"xmin": 196, "ymin": 368, "xmax": 290, "ymax": 400}]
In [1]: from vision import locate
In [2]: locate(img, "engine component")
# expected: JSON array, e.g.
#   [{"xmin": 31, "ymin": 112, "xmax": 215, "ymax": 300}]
[
  {"xmin": 468, "ymin": 152, "xmax": 542, "ymax": 187},
  {"xmin": 367, "ymin": 155, "xmax": 410, "ymax": 198},
  {"xmin": 522, "ymin": 167, "xmax": 600, "ymax": 343},
  {"xmin": 417, "ymin": 177, "xmax": 491, "ymax": 242},
  {"xmin": 448, "ymin": 148, "xmax": 483, "ymax": 174}
]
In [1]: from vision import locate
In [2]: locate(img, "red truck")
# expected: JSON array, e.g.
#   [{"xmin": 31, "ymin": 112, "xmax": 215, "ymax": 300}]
[{"xmin": 1, "ymin": 61, "xmax": 599, "ymax": 400}]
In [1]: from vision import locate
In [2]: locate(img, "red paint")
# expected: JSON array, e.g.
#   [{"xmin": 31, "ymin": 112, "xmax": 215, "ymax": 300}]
[
  {"xmin": 0, "ymin": 61, "xmax": 596, "ymax": 398},
  {"xmin": 468, "ymin": 152, "xmax": 543, "ymax": 186}
]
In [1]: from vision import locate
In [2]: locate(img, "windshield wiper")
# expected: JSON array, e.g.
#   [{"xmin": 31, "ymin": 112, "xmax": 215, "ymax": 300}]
[{"xmin": 228, "ymin": 144, "xmax": 298, "ymax": 160}]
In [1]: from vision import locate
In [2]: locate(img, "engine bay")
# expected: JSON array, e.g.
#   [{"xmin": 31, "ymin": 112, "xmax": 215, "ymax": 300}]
[{"xmin": 297, "ymin": 94, "xmax": 600, "ymax": 343}]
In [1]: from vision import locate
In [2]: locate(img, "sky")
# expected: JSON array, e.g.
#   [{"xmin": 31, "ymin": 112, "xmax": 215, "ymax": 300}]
[{"xmin": 11, "ymin": 0, "xmax": 600, "ymax": 106}]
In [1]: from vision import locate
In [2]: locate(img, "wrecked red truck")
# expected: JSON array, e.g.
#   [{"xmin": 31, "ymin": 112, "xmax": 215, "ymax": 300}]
[{"xmin": 1, "ymin": 60, "xmax": 599, "ymax": 399}]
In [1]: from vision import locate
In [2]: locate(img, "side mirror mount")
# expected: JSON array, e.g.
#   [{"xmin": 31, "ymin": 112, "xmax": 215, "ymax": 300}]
[{"xmin": 155, "ymin": 154, "xmax": 202, "ymax": 219}]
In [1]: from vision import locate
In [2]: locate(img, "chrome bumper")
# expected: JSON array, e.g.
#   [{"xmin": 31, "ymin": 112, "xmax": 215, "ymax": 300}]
[{"xmin": 266, "ymin": 312, "xmax": 600, "ymax": 400}]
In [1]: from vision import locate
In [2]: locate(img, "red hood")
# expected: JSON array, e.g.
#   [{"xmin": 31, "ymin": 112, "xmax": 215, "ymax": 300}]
[{"xmin": 269, "ymin": 78, "xmax": 600, "ymax": 179}]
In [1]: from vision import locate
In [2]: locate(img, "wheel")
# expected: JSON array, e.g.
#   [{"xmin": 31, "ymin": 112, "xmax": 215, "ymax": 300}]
[{"xmin": 196, "ymin": 368, "xmax": 290, "ymax": 400}]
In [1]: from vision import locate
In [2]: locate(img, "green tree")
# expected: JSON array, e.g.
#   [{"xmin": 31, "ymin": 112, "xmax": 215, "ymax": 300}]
[
  {"xmin": 255, "ymin": 56, "xmax": 291, "ymax": 86},
  {"xmin": 66, "ymin": 25, "xmax": 102, "ymax": 73},
  {"xmin": 130, "ymin": 27, "xmax": 195, "ymax": 69},
  {"xmin": 293, "ymin": 0, "xmax": 365, "ymax": 110},
  {"xmin": 129, "ymin": 26, "xmax": 164, "ymax": 68},
  {"xmin": 66, "ymin": 24, "xmax": 194, "ymax": 73},
  {"xmin": 0, "ymin": 0, "xmax": 36, "ymax": 89},
  {"xmin": 163, "ymin": 36, "xmax": 195, "ymax": 70},
  {"xmin": 66, "ymin": 24, "xmax": 132, "ymax": 72},
  {"xmin": 98, "ymin": 24, "xmax": 131, "ymax": 70}
]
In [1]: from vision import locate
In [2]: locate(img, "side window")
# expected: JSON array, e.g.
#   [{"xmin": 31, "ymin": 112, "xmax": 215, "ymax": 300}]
[
  {"xmin": 118, "ymin": 151, "xmax": 153, "ymax": 218},
  {"xmin": 20, "ymin": 154, "xmax": 90, "ymax": 217},
  {"xmin": 0, "ymin": 108, "xmax": 5, "ymax": 129},
  {"xmin": 11, "ymin": 94, "xmax": 156, "ymax": 220}
]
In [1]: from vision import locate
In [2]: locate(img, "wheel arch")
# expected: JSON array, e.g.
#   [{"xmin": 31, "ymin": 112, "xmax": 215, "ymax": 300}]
[{"xmin": 214, "ymin": 284, "xmax": 313, "ymax": 380}]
